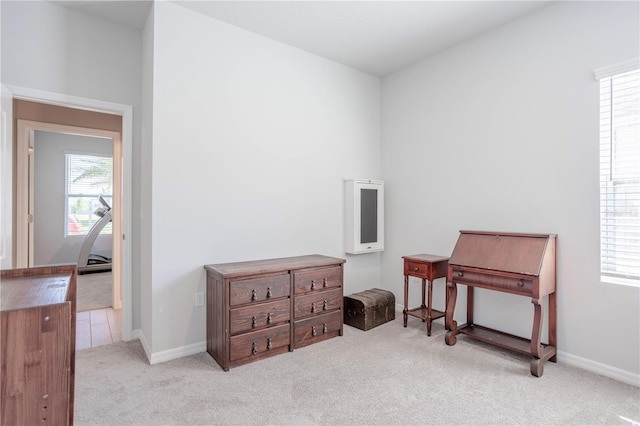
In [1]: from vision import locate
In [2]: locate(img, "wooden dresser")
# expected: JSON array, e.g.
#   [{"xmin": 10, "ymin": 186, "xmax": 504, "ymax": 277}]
[
  {"xmin": 204, "ymin": 255, "xmax": 346, "ymax": 371},
  {"xmin": 1, "ymin": 264, "xmax": 77, "ymax": 425},
  {"xmin": 444, "ymin": 231, "xmax": 557, "ymax": 377}
]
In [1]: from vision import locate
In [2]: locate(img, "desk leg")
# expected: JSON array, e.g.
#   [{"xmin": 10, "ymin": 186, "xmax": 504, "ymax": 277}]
[
  {"xmin": 467, "ymin": 286, "xmax": 474, "ymax": 325},
  {"xmin": 549, "ymin": 292, "xmax": 557, "ymax": 362},
  {"xmin": 445, "ymin": 281, "xmax": 458, "ymax": 345},
  {"xmin": 531, "ymin": 298, "xmax": 543, "ymax": 359},
  {"xmin": 403, "ymin": 274, "xmax": 408, "ymax": 327},
  {"xmin": 530, "ymin": 297, "xmax": 557, "ymax": 377}
]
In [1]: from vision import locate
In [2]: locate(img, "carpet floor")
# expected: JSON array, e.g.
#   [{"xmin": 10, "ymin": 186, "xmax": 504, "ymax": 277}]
[{"xmin": 74, "ymin": 314, "xmax": 640, "ymax": 425}]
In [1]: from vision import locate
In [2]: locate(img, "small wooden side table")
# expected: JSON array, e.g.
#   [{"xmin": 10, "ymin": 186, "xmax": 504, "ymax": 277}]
[{"xmin": 402, "ymin": 254, "xmax": 449, "ymax": 336}]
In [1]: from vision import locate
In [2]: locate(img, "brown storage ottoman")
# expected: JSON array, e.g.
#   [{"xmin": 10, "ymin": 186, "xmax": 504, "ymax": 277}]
[{"xmin": 344, "ymin": 288, "xmax": 395, "ymax": 331}]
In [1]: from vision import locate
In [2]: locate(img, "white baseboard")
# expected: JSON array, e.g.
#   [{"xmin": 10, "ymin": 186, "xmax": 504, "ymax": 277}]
[
  {"xmin": 558, "ymin": 350, "xmax": 639, "ymax": 387},
  {"xmin": 131, "ymin": 329, "xmax": 152, "ymax": 363},
  {"xmin": 148, "ymin": 340, "xmax": 207, "ymax": 365},
  {"xmin": 129, "ymin": 329, "xmax": 206, "ymax": 365}
]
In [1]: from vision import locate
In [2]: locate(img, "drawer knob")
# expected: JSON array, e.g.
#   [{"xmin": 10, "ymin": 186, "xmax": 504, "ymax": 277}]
[
  {"xmin": 517, "ymin": 280, "xmax": 524, "ymax": 287},
  {"xmin": 323, "ymin": 278, "xmax": 328, "ymax": 288},
  {"xmin": 323, "ymin": 323, "xmax": 328, "ymax": 334},
  {"xmin": 267, "ymin": 338, "xmax": 272, "ymax": 351},
  {"xmin": 251, "ymin": 289, "xmax": 258, "ymax": 301},
  {"xmin": 323, "ymin": 300, "xmax": 328, "ymax": 310},
  {"xmin": 266, "ymin": 287, "xmax": 272, "ymax": 298},
  {"xmin": 312, "ymin": 326, "xmax": 317, "ymax": 337},
  {"xmin": 311, "ymin": 280, "xmax": 316, "ymax": 290},
  {"xmin": 252, "ymin": 342, "xmax": 258, "ymax": 355},
  {"xmin": 457, "ymin": 271, "xmax": 463, "ymax": 278},
  {"xmin": 311, "ymin": 303, "xmax": 317, "ymax": 313},
  {"xmin": 413, "ymin": 267, "xmax": 419, "ymax": 272},
  {"xmin": 267, "ymin": 313, "xmax": 273, "ymax": 324},
  {"xmin": 251, "ymin": 316, "xmax": 257, "ymax": 328}
]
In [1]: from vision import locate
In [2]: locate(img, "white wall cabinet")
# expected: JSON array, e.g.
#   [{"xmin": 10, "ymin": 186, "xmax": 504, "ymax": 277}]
[{"xmin": 344, "ymin": 179, "xmax": 384, "ymax": 254}]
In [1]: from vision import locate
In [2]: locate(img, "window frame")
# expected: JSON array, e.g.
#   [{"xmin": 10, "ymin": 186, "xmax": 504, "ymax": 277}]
[{"xmin": 595, "ymin": 58, "xmax": 640, "ymax": 286}]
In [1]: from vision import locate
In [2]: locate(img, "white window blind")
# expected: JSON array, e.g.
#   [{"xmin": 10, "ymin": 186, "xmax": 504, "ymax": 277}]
[
  {"xmin": 598, "ymin": 64, "xmax": 640, "ymax": 282},
  {"xmin": 66, "ymin": 153, "xmax": 113, "ymax": 236}
]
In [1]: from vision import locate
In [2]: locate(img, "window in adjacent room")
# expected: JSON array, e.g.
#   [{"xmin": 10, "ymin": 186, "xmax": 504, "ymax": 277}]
[
  {"xmin": 65, "ymin": 153, "xmax": 113, "ymax": 236},
  {"xmin": 595, "ymin": 59, "xmax": 640, "ymax": 285}
]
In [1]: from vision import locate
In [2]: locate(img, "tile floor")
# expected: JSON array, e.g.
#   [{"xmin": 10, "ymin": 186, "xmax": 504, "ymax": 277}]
[{"xmin": 76, "ymin": 308, "xmax": 122, "ymax": 350}]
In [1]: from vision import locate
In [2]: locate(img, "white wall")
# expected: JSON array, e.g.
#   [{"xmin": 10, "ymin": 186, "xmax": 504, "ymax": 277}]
[
  {"xmin": 139, "ymin": 2, "xmax": 154, "ymax": 354},
  {"xmin": 33, "ymin": 131, "xmax": 112, "ymax": 265},
  {"xmin": 382, "ymin": 1, "xmax": 640, "ymax": 381},
  {"xmin": 1, "ymin": 0, "xmax": 143, "ymax": 328},
  {"xmin": 148, "ymin": 1, "xmax": 381, "ymax": 357}
]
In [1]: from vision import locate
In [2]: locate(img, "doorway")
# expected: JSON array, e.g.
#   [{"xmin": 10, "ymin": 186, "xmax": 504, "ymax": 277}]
[
  {"xmin": 8, "ymin": 89, "xmax": 133, "ymax": 341},
  {"xmin": 17, "ymin": 120, "xmax": 123, "ymax": 311}
]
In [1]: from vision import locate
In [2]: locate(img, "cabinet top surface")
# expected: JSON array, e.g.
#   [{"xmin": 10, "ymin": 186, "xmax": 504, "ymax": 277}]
[
  {"xmin": 1, "ymin": 273, "xmax": 72, "ymax": 311},
  {"xmin": 204, "ymin": 254, "xmax": 346, "ymax": 278},
  {"xmin": 402, "ymin": 254, "xmax": 449, "ymax": 263},
  {"xmin": 448, "ymin": 231, "xmax": 556, "ymax": 276}
]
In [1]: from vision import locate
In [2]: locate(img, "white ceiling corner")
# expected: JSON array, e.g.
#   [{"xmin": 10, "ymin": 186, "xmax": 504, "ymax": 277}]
[{"xmin": 51, "ymin": 0, "xmax": 553, "ymax": 76}]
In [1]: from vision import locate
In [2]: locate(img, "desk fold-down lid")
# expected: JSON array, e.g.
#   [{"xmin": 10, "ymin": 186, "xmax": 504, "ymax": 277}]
[{"xmin": 448, "ymin": 231, "xmax": 555, "ymax": 276}]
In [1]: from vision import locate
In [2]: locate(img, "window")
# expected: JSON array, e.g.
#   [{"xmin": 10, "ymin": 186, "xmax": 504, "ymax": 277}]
[
  {"xmin": 65, "ymin": 153, "xmax": 113, "ymax": 236},
  {"xmin": 596, "ymin": 59, "xmax": 640, "ymax": 284}
]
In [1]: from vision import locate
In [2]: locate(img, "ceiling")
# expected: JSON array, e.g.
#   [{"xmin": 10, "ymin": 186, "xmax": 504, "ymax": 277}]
[{"xmin": 52, "ymin": 1, "xmax": 553, "ymax": 77}]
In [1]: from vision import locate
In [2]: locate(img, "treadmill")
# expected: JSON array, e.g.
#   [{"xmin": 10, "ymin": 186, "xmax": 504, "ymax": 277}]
[{"xmin": 77, "ymin": 195, "xmax": 112, "ymax": 274}]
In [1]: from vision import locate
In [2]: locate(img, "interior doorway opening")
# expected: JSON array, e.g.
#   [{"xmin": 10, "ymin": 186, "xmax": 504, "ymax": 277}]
[{"xmin": 8, "ymin": 91, "xmax": 133, "ymax": 342}]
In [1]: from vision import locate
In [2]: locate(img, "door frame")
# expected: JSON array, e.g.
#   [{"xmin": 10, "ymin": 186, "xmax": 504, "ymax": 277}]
[
  {"xmin": 8, "ymin": 85, "xmax": 133, "ymax": 341},
  {"xmin": 17, "ymin": 120, "xmax": 122, "ymax": 309}
]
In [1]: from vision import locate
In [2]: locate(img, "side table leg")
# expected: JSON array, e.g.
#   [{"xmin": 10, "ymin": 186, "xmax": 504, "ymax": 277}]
[
  {"xmin": 426, "ymin": 279, "xmax": 433, "ymax": 336},
  {"xmin": 403, "ymin": 274, "xmax": 408, "ymax": 327}
]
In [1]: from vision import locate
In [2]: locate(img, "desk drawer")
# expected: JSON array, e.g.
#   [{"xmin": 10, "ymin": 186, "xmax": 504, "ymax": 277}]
[
  {"xmin": 451, "ymin": 269, "xmax": 533, "ymax": 296},
  {"xmin": 229, "ymin": 273, "xmax": 290, "ymax": 306},
  {"xmin": 229, "ymin": 299, "xmax": 290, "ymax": 335}
]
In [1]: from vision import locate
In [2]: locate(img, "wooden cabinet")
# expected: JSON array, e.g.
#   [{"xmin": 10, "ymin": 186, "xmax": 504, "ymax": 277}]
[
  {"xmin": 1, "ymin": 264, "xmax": 77, "ymax": 425},
  {"xmin": 205, "ymin": 255, "xmax": 346, "ymax": 371},
  {"xmin": 444, "ymin": 231, "xmax": 557, "ymax": 377}
]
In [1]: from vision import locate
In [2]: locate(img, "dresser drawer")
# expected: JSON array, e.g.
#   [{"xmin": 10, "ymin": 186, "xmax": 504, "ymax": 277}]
[
  {"xmin": 229, "ymin": 299, "xmax": 291, "ymax": 335},
  {"xmin": 293, "ymin": 266, "xmax": 342, "ymax": 295},
  {"xmin": 294, "ymin": 287, "xmax": 342, "ymax": 319},
  {"xmin": 229, "ymin": 323, "xmax": 290, "ymax": 362},
  {"xmin": 229, "ymin": 273, "xmax": 290, "ymax": 306},
  {"xmin": 294, "ymin": 310, "xmax": 342, "ymax": 349},
  {"xmin": 451, "ymin": 268, "xmax": 533, "ymax": 296}
]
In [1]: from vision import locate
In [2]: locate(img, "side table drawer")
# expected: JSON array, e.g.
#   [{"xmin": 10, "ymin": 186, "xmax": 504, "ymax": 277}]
[
  {"xmin": 229, "ymin": 273, "xmax": 290, "ymax": 306},
  {"xmin": 229, "ymin": 299, "xmax": 290, "ymax": 335},
  {"xmin": 229, "ymin": 323, "xmax": 290, "ymax": 362}
]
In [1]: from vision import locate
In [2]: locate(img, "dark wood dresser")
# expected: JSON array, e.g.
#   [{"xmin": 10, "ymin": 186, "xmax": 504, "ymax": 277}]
[
  {"xmin": 1, "ymin": 264, "xmax": 77, "ymax": 425},
  {"xmin": 204, "ymin": 254, "xmax": 346, "ymax": 371},
  {"xmin": 444, "ymin": 231, "xmax": 557, "ymax": 376}
]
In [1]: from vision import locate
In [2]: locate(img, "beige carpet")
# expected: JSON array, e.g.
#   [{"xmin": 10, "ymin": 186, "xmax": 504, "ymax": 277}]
[
  {"xmin": 76, "ymin": 271, "xmax": 112, "ymax": 312},
  {"xmin": 74, "ymin": 313, "xmax": 640, "ymax": 425}
]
